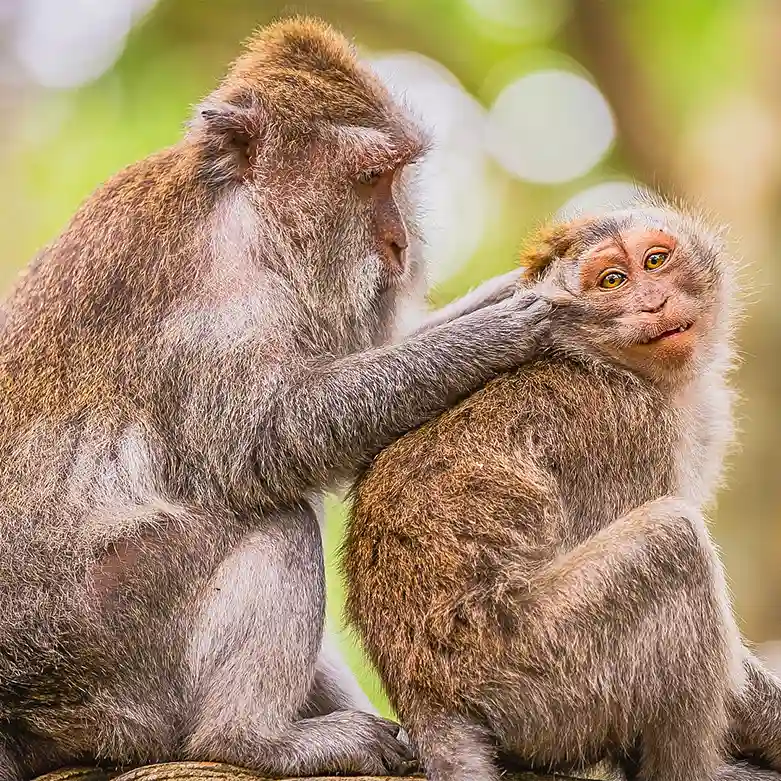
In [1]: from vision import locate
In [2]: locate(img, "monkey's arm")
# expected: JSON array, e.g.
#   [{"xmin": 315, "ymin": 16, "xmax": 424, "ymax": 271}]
[
  {"xmin": 251, "ymin": 294, "xmax": 549, "ymax": 503},
  {"xmin": 411, "ymin": 269, "xmax": 522, "ymax": 335}
]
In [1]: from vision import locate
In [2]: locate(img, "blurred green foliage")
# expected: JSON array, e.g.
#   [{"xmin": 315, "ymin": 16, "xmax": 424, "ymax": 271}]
[{"xmin": 1, "ymin": 0, "xmax": 779, "ymax": 716}]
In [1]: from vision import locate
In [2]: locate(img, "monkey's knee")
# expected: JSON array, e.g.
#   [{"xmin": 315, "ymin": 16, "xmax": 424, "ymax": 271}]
[{"xmin": 656, "ymin": 502, "xmax": 742, "ymax": 677}]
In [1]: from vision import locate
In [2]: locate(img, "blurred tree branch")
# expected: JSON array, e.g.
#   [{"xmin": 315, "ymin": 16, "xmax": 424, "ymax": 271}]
[
  {"xmin": 564, "ymin": 0, "xmax": 676, "ymax": 194},
  {"xmin": 566, "ymin": 0, "xmax": 781, "ymax": 640}
]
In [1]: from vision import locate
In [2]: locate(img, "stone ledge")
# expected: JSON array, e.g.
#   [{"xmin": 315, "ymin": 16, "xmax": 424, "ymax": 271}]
[{"xmin": 32, "ymin": 761, "xmax": 592, "ymax": 781}]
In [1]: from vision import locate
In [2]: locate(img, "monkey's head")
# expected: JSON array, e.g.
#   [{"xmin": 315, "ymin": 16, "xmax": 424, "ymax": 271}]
[
  {"xmin": 520, "ymin": 200, "xmax": 737, "ymax": 389},
  {"xmin": 187, "ymin": 17, "xmax": 430, "ymax": 347}
]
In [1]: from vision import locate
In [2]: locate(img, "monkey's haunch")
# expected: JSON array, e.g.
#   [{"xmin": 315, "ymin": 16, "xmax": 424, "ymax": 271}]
[{"xmin": 30, "ymin": 762, "xmax": 593, "ymax": 781}]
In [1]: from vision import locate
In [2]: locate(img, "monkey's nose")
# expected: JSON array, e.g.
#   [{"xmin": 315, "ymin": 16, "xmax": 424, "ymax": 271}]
[{"xmin": 641, "ymin": 294, "xmax": 669, "ymax": 314}]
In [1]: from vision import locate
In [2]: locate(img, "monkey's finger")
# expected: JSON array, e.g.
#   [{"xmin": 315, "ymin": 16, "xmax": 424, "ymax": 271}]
[
  {"xmin": 365, "ymin": 719, "xmax": 418, "ymax": 766},
  {"xmin": 511, "ymin": 290, "xmax": 542, "ymax": 309},
  {"xmin": 395, "ymin": 757, "xmax": 421, "ymax": 776},
  {"xmin": 395, "ymin": 737, "xmax": 417, "ymax": 763},
  {"xmin": 369, "ymin": 714, "xmax": 405, "ymax": 737},
  {"xmin": 493, "ymin": 268, "xmax": 525, "ymax": 299},
  {"xmin": 379, "ymin": 740, "xmax": 418, "ymax": 773},
  {"xmin": 511, "ymin": 296, "xmax": 553, "ymax": 323},
  {"xmin": 381, "ymin": 729, "xmax": 417, "ymax": 761},
  {"xmin": 396, "ymin": 726, "xmax": 412, "ymax": 746}
]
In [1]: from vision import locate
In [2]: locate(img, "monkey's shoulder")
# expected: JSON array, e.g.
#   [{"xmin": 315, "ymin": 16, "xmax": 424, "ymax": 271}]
[{"xmin": 393, "ymin": 355, "xmax": 663, "ymax": 451}]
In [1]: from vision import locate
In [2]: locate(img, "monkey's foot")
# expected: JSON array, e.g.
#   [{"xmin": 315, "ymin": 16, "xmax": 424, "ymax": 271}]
[{"xmin": 31, "ymin": 761, "xmax": 596, "ymax": 781}]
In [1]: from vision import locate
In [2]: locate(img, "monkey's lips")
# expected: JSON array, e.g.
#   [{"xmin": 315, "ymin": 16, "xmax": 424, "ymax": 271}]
[{"xmin": 639, "ymin": 321, "xmax": 694, "ymax": 345}]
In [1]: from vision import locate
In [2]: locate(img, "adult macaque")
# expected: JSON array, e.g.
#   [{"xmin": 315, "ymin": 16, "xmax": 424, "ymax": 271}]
[
  {"xmin": 0, "ymin": 17, "xmax": 552, "ymax": 781},
  {"xmin": 344, "ymin": 201, "xmax": 781, "ymax": 781}
]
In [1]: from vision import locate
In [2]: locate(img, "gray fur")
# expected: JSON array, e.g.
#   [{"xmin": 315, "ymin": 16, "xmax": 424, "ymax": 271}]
[{"xmin": 0, "ymin": 18, "xmax": 552, "ymax": 781}]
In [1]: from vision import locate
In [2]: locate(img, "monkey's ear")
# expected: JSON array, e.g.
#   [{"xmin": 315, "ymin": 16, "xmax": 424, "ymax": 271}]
[
  {"xmin": 519, "ymin": 219, "xmax": 590, "ymax": 281},
  {"xmin": 190, "ymin": 98, "xmax": 265, "ymax": 185}
]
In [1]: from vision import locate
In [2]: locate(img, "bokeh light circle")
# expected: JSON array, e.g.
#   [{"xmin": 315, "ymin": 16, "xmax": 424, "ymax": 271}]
[
  {"xmin": 14, "ymin": 0, "xmax": 158, "ymax": 89},
  {"xmin": 370, "ymin": 52, "xmax": 496, "ymax": 283},
  {"xmin": 486, "ymin": 70, "xmax": 616, "ymax": 184}
]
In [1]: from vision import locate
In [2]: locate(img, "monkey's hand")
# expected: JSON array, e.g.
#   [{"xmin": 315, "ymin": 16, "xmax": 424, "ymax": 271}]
[
  {"xmin": 483, "ymin": 289, "xmax": 554, "ymax": 363},
  {"xmin": 526, "ymin": 273, "xmax": 595, "ymax": 351}
]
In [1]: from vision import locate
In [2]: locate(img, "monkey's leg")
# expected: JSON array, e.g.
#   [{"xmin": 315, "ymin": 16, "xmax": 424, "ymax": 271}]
[
  {"xmin": 513, "ymin": 497, "xmax": 741, "ymax": 781},
  {"xmin": 300, "ymin": 628, "xmax": 377, "ymax": 717},
  {"xmin": 727, "ymin": 652, "xmax": 781, "ymax": 770},
  {"xmin": 410, "ymin": 715, "xmax": 501, "ymax": 781},
  {"xmin": 409, "ymin": 497, "xmax": 740, "ymax": 781},
  {"xmin": 184, "ymin": 503, "xmax": 413, "ymax": 777}
]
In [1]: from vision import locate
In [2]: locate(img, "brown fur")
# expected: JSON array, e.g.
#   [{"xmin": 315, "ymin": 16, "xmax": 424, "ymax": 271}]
[
  {"xmin": 342, "ymin": 200, "xmax": 781, "ymax": 781},
  {"xmin": 517, "ymin": 216, "xmax": 592, "ymax": 281}
]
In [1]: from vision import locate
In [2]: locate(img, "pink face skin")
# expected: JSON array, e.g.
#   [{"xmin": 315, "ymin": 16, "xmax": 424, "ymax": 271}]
[{"xmin": 571, "ymin": 226, "xmax": 718, "ymax": 386}]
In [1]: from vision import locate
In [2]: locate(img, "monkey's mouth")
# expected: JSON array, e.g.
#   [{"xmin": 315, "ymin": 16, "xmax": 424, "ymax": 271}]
[{"xmin": 640, "ymin": 321, "xmax": 694, "ymax": 344}]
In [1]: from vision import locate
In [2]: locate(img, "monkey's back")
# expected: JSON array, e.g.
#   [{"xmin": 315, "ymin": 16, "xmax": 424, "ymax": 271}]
[{"xmin": 342, "ymin": 355, "xmax": 680, "ymax": 718}]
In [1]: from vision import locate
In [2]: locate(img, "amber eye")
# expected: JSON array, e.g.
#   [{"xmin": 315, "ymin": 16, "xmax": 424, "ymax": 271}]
[
  {"xmin": 598, "ymin": 270, "xmax": 627, "ymax": 290},
  {"xmin": 644, "ymin": 249, "xmax": 669, "ymax": 270},
  {"xmin": 357, "ymin": 169, "xmax": 384, "ymax": 186}
]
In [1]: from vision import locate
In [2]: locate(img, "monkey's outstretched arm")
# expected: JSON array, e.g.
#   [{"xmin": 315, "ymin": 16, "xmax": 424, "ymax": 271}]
[
  {"xmin": 252, "ymin": 294, "xmax": 550, "ymax": 504},
  {"xmin": 412, "ymin": 269, "xmax": 522, "ymax": 335}
]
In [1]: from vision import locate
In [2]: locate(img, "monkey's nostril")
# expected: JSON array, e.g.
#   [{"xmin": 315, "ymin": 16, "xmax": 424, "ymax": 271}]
[
  {"xmin": 641, "ymin": 296, "xmax": 669, "ymax": 314},
  {"xmin": 390, "ymin": 242, "xmax": 406, "ymax": 270}
]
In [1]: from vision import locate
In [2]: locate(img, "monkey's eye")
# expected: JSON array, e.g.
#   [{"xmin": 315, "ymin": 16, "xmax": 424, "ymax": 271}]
[
  {"xmin": 357, "ymin": 169, "xmax": 384, "ymax": 186},
  {"xmin": 644, "ymin": 249, "xmax": 669, "ymax": 270},
  {"xmin": 598, "ymin": 270, "xmax": 627, "ymax": 290}
]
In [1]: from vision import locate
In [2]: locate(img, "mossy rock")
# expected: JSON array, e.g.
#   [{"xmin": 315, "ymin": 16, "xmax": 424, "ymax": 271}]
[{"xmin": 31, "ymin": 761, "xmax": 596, "ymax": 781}]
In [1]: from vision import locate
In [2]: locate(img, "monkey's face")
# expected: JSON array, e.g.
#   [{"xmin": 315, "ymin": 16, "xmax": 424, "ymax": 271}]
[
  {"xmin": 261, "ymin": 123, "xmax": 429, "ymax": 348},
  {"xmin": 545, "ymin": 208, "xmax": 729, "ymax": 387},
  {"xmin": 195, "ymin": 20, "xmax": 433, "ymax": 350}
]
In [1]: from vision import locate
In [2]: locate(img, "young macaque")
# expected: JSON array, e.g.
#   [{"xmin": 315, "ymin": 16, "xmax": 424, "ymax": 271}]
[
  {"xmin": 343, "ymin": 200, "xmax": 781, "ymax": 781},
  {"xmin": 0, "ymin": 16, "xmax": 551, "ymax": 781}
]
